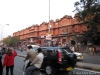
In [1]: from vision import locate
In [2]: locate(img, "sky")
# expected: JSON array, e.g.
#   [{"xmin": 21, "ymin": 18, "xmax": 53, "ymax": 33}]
[{"xmin": 0, "ymin": 0, "xmax": 80, "ymax": 40}]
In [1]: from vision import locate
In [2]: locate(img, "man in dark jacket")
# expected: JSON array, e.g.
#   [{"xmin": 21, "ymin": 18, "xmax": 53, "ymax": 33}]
[{"xmin": 0, "ymin": 55, "xmax": 3, "ymax": 75}]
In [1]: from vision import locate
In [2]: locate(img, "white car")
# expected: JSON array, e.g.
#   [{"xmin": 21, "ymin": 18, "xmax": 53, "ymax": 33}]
[
  {"xmin": 27, "ymin": 45, "xmax": 40, "ymax": 51},
  {"xmin": 73, "ymin": 52, "xmax": 83, "ymax": 60},
  {"xmin": 31, "ymin": 45, "xmax": 40, "ymax": 51}
]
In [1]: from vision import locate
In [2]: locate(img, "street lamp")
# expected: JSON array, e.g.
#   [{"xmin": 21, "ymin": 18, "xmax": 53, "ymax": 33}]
[{"xmin": 0, "ymin": 24, "xmax": 9, "ymax": 41}]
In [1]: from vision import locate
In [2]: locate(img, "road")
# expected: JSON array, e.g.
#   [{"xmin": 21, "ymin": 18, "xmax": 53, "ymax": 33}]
[
  {"xmin": 79, "ymin": 53, "xmax": 100, "ymax": 65},
  {"xmin": 2, "ymin": 56, "xmax": 100, "ymax": 75},
  {"xmin": 3, "ymin": 56, "xmax": 100, "ymax": 75}
]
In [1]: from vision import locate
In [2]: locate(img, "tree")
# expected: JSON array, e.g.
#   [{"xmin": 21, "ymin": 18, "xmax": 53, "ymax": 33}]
[
  {"xmin": 3, "ymin": 36, "xmax": 20, "ymax": 46},
  {"xmin": 74, "ymin": 0, "xmax": 100, "ymax": 45}
]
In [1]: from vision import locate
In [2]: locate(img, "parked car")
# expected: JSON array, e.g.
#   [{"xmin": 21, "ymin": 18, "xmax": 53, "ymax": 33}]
[
  {"xmin": 35, "ymin": 47, "xmax": 77, "ymax": 75},
  {"xmin": 73, "ymin": 52, "xmax": 83, "ymax": 60}
]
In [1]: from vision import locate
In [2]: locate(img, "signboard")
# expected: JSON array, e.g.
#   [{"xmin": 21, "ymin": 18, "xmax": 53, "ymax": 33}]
[
  {"xmin": 46, "ymin": 33, "xmax": 52, "ymax": 40},
  {"xmin": 30, "ymin": 38, "xmax": 33, "ymax": 42}
]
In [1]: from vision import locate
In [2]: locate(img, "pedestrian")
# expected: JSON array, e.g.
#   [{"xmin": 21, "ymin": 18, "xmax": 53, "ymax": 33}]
[
  {"xmin": 92, "ymin": 46, "xmax": 95, "ymax": 55},
  {"xmin": 89, "ymin": 46, "xmax": 92, "ymax": 55},
  {"xmin": 93, "ymin": 45, "xmax": 97, "ymax": 55},
  {"xmin": 0, "ymin": 55, "xmax": 3, "ymax": 75},
  {"xmin": 85, "ymin": 46, "xmax": 89, "ymax": 53},
  {"xmin": 96, "ymin": 46, "xmax": 100, "ymax": 55},
  {"xmin": 2, "ymin": 47, "xmax": 17, "ymax": 75}
]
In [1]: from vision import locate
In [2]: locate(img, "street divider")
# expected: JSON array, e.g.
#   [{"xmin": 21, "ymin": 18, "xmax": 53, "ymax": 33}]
[
  {"xmin": 17, "ymin": 54, "xmax": 100, "ymax": 72},
  {"xmin": 76, "ymin": 62, "xmax": 100, "ymax": 72}
]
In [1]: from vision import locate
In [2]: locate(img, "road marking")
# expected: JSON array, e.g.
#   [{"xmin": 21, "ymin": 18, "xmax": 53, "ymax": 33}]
[
  {"xmin": 75, "ymin": 68, "xmax": 100, "ymax": 73},
  {"xmin": 14, "ymin": 67, "xmax": 23, "ymax": 73}
]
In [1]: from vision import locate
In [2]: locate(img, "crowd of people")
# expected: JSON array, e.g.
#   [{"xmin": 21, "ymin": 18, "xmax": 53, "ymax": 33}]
[{"xmin": 86, "ymin": 45, "xmax": 100, "ymax": 55}]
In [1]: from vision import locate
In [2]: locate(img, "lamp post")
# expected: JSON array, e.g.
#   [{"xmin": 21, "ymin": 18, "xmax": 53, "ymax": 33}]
[
  {"xmin": 0, "ymin": 24, "xmax": 9, "ymax": 41},
  {"xmin": 48, "ymin": 0, "xmax": 50, "ymax": 33},
  {"xmin": 45, "ymin": 0, "xmax": 51, "ymax": 47},
  {"xmin": 48, "ymin": 0, "xmax": 51, "ymax": 47}
]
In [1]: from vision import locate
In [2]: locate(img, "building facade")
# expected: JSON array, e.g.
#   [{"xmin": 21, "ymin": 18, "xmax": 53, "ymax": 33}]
[{"xmin": 13, "ymin": 14, "xmax": 88, "ymax": 47}]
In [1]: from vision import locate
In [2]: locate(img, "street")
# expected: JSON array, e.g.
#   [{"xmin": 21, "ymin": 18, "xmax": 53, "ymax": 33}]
[
  {"xmin": 79, "ymin": 53, "xmax": 100, "ymax": 65},
  {"xmin": 2, "ymin": 56, "xmax": 100, "ymax": 75}
]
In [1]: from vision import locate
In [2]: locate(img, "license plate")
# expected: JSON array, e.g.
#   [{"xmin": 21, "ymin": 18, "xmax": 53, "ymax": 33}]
[{"xmin": 66, "ymin": 67, "xmax": 72, "ymax": 71}]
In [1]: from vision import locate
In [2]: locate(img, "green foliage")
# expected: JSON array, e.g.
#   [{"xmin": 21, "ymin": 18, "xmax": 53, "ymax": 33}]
[
  {"xmin": 3, "ymin": 36, "xmax": 20, "ymax": 46},
  {"xmin": 74, "ymin": 0, "xmax": 100, "ymax": 44}
]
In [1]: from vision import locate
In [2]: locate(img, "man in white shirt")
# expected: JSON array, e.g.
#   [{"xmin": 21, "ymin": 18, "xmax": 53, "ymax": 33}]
[{"xmin": 25, "ymin": 48, "xmax": 44, "ymax": 75}]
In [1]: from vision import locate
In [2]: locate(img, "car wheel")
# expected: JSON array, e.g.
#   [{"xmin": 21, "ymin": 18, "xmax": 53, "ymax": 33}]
[{"xmin": 45, "ymin": 64, "xmax": 55, "ymax": 75}]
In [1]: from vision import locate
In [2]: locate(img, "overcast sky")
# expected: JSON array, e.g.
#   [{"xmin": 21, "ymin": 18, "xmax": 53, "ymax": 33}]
[{"xmin": 0, "ymin": 0, "xmax": 79, "ymax": 40}]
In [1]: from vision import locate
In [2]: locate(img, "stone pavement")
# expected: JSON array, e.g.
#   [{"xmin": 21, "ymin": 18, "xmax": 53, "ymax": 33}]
[{"xmin": 17, "ymin": 54, "xmax": 100, "ymax": 72}]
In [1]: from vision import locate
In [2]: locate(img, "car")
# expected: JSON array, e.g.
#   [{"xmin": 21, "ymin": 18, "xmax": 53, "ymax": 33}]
[
  {"xmin": 27, "ymin": 45, "xmax": 40, "ymax": 51},
  {"xmin": 31, "ymin": 45, "xmax": 40, "ymax": 51},
  {"xmin": 69, "ymin": 46, "xmax": 83, "ymax": 60},
  {"xmin": 73, "ymin": 52, "xmax": 83, "ymax": 60},
  {"xmin": 35, "ymin": 46, "xmax": 77, "ymax": 75}
]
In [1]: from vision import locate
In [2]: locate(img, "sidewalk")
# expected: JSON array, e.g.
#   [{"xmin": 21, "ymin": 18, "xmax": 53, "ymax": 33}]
[
  {"xmin": 76, "ymin": 62, "xmax": 100, "ymax": 71},
  {"xmin": 17, "ymin": 54, "xmax": 100, "ymax": 72}
]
